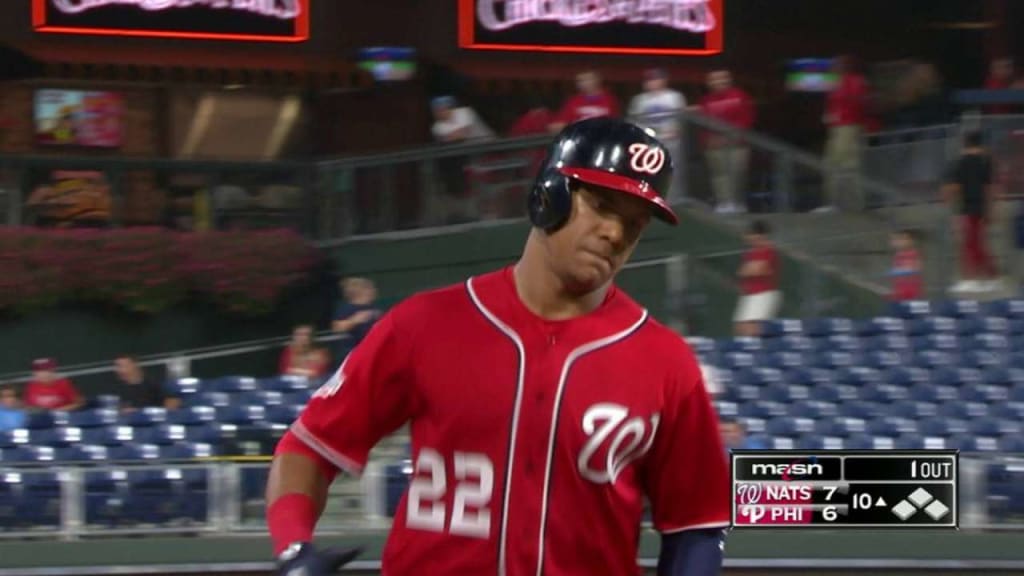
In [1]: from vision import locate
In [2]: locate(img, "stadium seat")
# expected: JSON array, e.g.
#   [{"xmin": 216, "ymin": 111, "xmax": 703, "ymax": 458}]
[
  {"xmin": 763, "ymin": 384, "xmax": 810, "ymax": 403},
  {"xmin": 863, "ymin": 349, "xmax": 904, "ymax": 369},
  {"xmin": 734, "ymin": 367, "xmax": 784, "ymax": 387},
  {"xmin": 967, "ymin": 333, "xmax": 1011, "ymax": 352},
  {"xmin": 907, "ymin": 316, "xmax": 957, "ymax": 336},
  {"xmin": 82, "ymin": 426, "xmax": 137, "ymax": 447},
  {"xmin": 797, "ymin": 435, "xmax": 845, "ymax": 450},
  {"xmin": 815, "ymin": 417, "xmax": 868, "ymax": 437},
  {"xmin": 779, "ymin": 334, "xmax": 816, "ymax": 351},
  {"xmin": 961, "ymin": 349, "xmax": 1008, "ymax": 370},
  {"xmin": 721, "ymin": 351, "xmax": 757, "ymax": 370},
  {"xmin": 38, "ymin": 426, "xmax": 84, "ymax": 447},
  {"xmin": 935, "ymin": 299, "xmax": 981, "ymax": 318},
  {"xmin": 84, "ymin": 469, "xmax": 130, "ymax": 527},
  {"xmin": 989, "ymin": 402, "xmax": 1024, "ymax": 421},
  {"xmin": 188, "ymin": 392, "xmax": 232, "ymax": 408},
  {"xmin": 808, "ymin": 384, "xmax": 848, "ymax": 403},
  {"xmin": 211, "ymin": 376, "xmax": 260, "ymax": 394},
  {"xmin": 738, "ymin": 401, "xmax": 788, "ymax": 420},
  {"xmin": 983, "ymin": 299, "xmax": 1024, "ymax": 319},
  {"xmin": 886, "ymin": 401, "xmax": 939, "ymax": 419},
  {"xmin": 959, "ymin": 384, "xmax": 1006, "ymax": 403},
  {"xmin": 266, "ymin": 404, "xmax": 303, "ymax": 424},
  {"xmin": 757, "ymin": 350, "xmax": 807, "ymax": 369},
  {"xmin": 766, "ymin": 417, "xmax": 816, "ymax": 437},
  {"xmin": 1011, "ymin": 384, "xmax": 1024, "ymax": 402},
  {"xmin": 885, "ymin": 366, "xmax": 930, "ymax": 387},
  {"xmin": 69, "ymin": 409, "xmax": 119, "ymax": 428},
  {"xmin": 686, "ymin": 336, "xmax": 716, "ymax": 356},
  {"xmin": 790, "ymin": 400, "xmax": 839, "ymax": 419},
  {"xmin": 242, "ymin": 390, "xmax": 285, "ymax": 407},
  {"xmin": 867, "ymin": 417, "xmax": 918, "ymax": 437},
  {"xmin": 859, "ymin": 383, "xmax": 909, "ymax": 403},
  {"xmin": 931, "ymin": 367, "xmax": 983, "ymax": 388},
  {"xmin": 165, "ymin": 377, "xmax": 202, "ymax": 397},
  {"xmin": 4, "ymin": 445, "xmax": 56, "ymax": 464},
  {"xmin": 0, "ymin": 429, "xmax": 33, "ymax": 449},
  {"xmin": 836, "ymin": 402, "xmax": 880, "ymax": 420},
  {"xmin": 804, "ymin": 317, "xmax": 854, "ymax": 337},
  {"xmin": 136, "ymin": 424, "xmax": 189, "ymax": 445},
  {"xmin": 894, "ymin": 433, "xmax": 928, "ymax": 449},
  {"xmin": 867, "ymin": 332, "xmax": 912, "ymax": 350},
  {"xmin": 761, "ymin": 319, "xmax": 804, "ymax": 338},
  {"xmin": 284, "ymin": 390, "xmax": 313, "ymax": 406},
  {"xmin": 913, "ymin": 332, "xmax": 959, "ymax": 352},
  {"xmin": 998, "ymin": 436, "xmax": 1024, "ymax": 453},
  {"xmin": 811, "ymin": 350, "xmax": 861, "ymax": 369},
  {"xmin": 967, "ymin": 419, "xmax": 1005, "ymax": 437},
  {"xmin": 835, "ymin": 366, "xmax": 882, "ymax": 386},
  {"xmin": 910, "ymin": 383, "xmax": 958, "ymax": 403},
  {"xmin": 258, "ymin": 375, "xmax": 314, "ymax": 393},
  {"xmin": 722, "ymin": 384, "xmax": 760, "ymax": 403},
  {"xmin": 920, "ymin": 417, "xmax": 969, "ymax": 437},
  {"xmin": 92, "ymin": 395, "xmax": 121, "ymax": 410},
  {"xmin": 937, "ymin": 402, "xmax": 988, "ymax": 420},
  {"xmin": 843, "ymin": 434, "xmax": 876, "ymax": 450},
  {"xmin": 15, "ymin": 472, "xmax": 62, "ymax": 529},
  {"xmin": 57, "ymin": 444, "xmax": 109, "ymax": 463},
  {"xmin": 722, "ymin": 337, "xmax": 763, "ymax": 354},
  {"xmin": 786, "ymin": 367, "xmax": 833, "ymax": 386},
  {"xmin": 912, "ymin": 349, "xmax": 956, "ymax": 369},
  {"xmin": 168, "ymin": 406, "xmax": 218, "ymax": 425},
  {"xmin": 23, "ymin": 411, "xmax": 67, "ymax": 430},
  {"xmin": 109, "ymin": 443, "xmax": 162, "ymax": 462},
  {"xmin": 887, "ymin": 300, "xmax": 931, "ymax": 319},
  {"xmin": 741, "ymin": 419, "xmax": 767, "ymax": 435},
  {"xmin": 162, "ymin": 442, "xmax": 216, "ymax": 460},
  {"xmin": 219, "ymin": 405, "xmax": 268, "ymax": 425},
  {"xmin": 768, "ymin": 437, "xmax": 796, "ymax": 449},
  {"xmin": 121, "ymin": 407, "xmax": 168, "ymax": 427},
  {"xmin": 855, "ymin": 316, "xmax": 906, "ymax": 337}
]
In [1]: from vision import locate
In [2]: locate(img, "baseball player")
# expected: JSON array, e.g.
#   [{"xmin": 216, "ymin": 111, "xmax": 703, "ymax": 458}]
[{"xmin": 266, "ymin": 118, "xmax": 732, "ymax": 575}]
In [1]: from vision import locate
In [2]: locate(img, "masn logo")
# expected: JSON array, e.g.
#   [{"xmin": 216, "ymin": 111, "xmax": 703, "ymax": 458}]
[{"xmin": 750, "ymin": 462, "xmax": 824, "ymax": 478}]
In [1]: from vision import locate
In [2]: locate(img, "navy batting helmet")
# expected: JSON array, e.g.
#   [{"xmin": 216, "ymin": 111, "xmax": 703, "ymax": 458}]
[{"xmin": 528, "ymin": 117, "xmax": 677, "ymax": 231}]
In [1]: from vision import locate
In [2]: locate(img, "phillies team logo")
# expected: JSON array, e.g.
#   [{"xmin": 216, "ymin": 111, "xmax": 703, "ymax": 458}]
[
  {"xmin": 627, "ymin": 143, "xmax": 666, "ymax": 175},
  {"xmin": 577, "ymin": 403, "xmax": 660, "ymax": 484}
]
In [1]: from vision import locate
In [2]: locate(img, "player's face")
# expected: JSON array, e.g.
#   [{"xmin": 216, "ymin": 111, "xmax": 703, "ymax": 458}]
[{"xmin": 549, "ymin": 185, "xmax": 651, "ymax": 293}]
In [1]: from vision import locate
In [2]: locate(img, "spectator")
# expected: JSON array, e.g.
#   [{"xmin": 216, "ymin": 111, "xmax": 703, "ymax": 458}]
[
  {"xmin": 0, "ymin": 384, "xmax": 26, "ymax": 431},
  {"xmin": 331, "ymin": 277, "xmax": 381, "ymax": 362},
  {"xmin": 984, "ymin": 58, "xmax": 1015, "ymax": 115},
  {"xmin": 23, "ymin": 358, "xmax": 83, "ymax": 411},
  {"xmin": 943, "ymin": 131, "xmax": 1003, "ymax": 292},
  {"xmin": 733, "ymin": 220, "xmax": 781, "ymax": 337},
  {"xmin": 430, "ymin": 96, "xmax": 494, "ymax": 144},
  {"xmin": 888, "ymin": 229, "xmax": 923, "ymax": 301},
  {"xmin": 698, "ymin": 69, "xmax": 756, "ymax": 214},
  {"xmin": 279, "ymin": 324, "xmax": 330, "ymax": 379},
  {"xmin": 508, "ymin": 98, "xmax": 553, "ymax": 137},
  {"xmin": 549, "ymin": 70, "xmax": 620, "ymax": 133},
  {"xmin": 822, "ymin": 55, "xmax": 869, "ymax": 212},
  {"xmin": 720, "ymin": 416, "xmax": 767, "ymax": 451},
  {"xmin": 114, "ymin": 355, "xmax": 179, "ymax": 412},
  {"xmin": 628, "ymin": 68, "xmax": 686, "ymax": 201}
]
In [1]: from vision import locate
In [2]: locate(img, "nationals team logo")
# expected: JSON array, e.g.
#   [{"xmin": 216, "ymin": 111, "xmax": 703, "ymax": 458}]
[
  {"xmin": 577, "ymin": 403, "xmax": 660, "ymax": 484},
  {"xmin": 312, "ymin": 357, "xmax": 349, "ymax": 399},
  {"xmin": 627, "ymin": 143, "xmax": 666, "ymax": 174}
]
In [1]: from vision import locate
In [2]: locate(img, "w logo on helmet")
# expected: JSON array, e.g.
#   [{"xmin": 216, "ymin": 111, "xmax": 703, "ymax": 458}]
[{"xmin": 627, "ymin": 143, "xmax": 666, "ymax": 175}]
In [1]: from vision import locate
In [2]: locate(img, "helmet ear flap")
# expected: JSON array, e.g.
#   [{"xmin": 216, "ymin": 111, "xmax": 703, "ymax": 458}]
[{"xmin": 528, "ymin": 168, "xmax": 574, "ymax": 231}]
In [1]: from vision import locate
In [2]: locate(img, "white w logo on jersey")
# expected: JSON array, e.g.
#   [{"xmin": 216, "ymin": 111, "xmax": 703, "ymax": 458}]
[
  {"xmin": 577, "ymin": 403, "xmax": 660, "ymax": 484},
  {"xmin": 313, "ymin": 357, "xmax": 349, "ymax": 399}
]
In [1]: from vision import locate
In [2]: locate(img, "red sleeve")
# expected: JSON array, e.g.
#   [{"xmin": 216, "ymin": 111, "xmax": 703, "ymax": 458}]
[
  {"xmin": 279, "ymin": 347, "xmax": 292, "ymax": 375},
  {"xmin": 22, "ymin": 382, "xmax": 40, "ymax": 408},
  {"xmin": 58, "ymin": 379, "xmax": 81, "ymax": 407},
  {"xmin": 643, "ymin": 352, "xmax": 731, "ymax": 533},
  {"xmin": 290, "ymin": 310, "xmax": 416, "ymax": 476},
  {"xmin": 555, "ymin": 96, "xmax": 578, "ymax": 125}
]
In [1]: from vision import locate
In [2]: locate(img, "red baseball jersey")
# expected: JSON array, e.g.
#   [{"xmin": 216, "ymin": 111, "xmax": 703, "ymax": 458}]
[{"xmin": 292, "ymin": 267, "xmax": 730, "ymax": 575}]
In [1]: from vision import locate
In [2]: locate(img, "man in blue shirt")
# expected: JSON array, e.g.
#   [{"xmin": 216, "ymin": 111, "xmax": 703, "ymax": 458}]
[
  {"xmin": 0, "ymin": 385, "xmax": 26, "ymax": 431},
  {"xmin": 330, "ymin": 277, "xmax": 381, "ymax": 366},
  {"xmin": 721, "ymin": 416, "xmax": 767, "ymax": 451}
]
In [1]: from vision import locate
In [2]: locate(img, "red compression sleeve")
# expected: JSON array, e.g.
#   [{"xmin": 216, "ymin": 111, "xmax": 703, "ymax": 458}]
[{"xmin": 267, "ymin": 493, "xmax": 317, "ymax": 555}]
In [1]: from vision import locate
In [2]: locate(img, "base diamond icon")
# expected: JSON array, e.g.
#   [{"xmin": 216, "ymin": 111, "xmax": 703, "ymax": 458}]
[
  {"xmin": 924, "ymin": 500, "xmax": 950, "ymax": 520},
  {"xmin": 908, "ymin": 488, "xmax": 934, "ymax": 508},
  {"xmin": 892, "ymin": 500, "xmax": 917, "ymax": 521}
]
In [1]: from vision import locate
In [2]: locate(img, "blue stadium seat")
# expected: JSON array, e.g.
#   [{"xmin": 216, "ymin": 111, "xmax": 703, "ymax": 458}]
[
  {"xmin": 778, "ymin": 334, "xmax": 816, "ymax": 352},
  {"xmin": 15, "ymin": 472, "xmax": 62, "ymax": 529},
  {"xmin": 23, "ymin": 411, "xmax": 67, "ymax": 430},
  {"xmin": 913, "ymin": 349, "xmax": 959, "ymax": 369},
  {"xmin": 168, "ymin": 406, "xmax": 218, "ymax": 425},
  {"xmin": 836, "ymin": 402, "xmax": 880, "ymax": 420},
  {"xmin": 82, "ymin": 426, "xmax": 137, "ymax": 447},
  {"xmin": 239, "ymin": 390, "xmax": 285, "ymax": 407},
  {"xmin": 258, "ymin": 375, "xmax": 314, "ymax": 393},
  {"xmin": 56, "ymin": 444, "xmax": 109, "ymax": 463},
  {"xmin": 835, "ymin": 366, "xmax": 882, "ymax": 386},
  {"xmin": 68, "ymin": 409, "xmax": 119, "ymax": 428},
  {"xmin": 935, "ymin": 299, "xmax": 981, "ymax": 318},
  {"xmin": 886, "ymin": 401, "xmax": 939, "ymax": 419},
  {"xmin": 766, "ymin": 417, "xmax": 816, "ymax": 437},
  {"xmin": 797, "ymin": 435, "xmax": 846, "ymax": 450},
  {"xmin": 721, "ymin": 384, "xmax": 760, "ymax": 403},
  {"xmin": 981, "ymin": 366, "xmax": 1024, "ymax": 386},
  {"xmin": 947, "ymin": 435, "xmax": 1000, "ymax": 452},
  {"xmin": 211, "ymin": 376, "xmax": 260, "ymax": 394},
  {"xmin": 741, "ymin": 419, "xmax": 767, "ymax": 435},
  {"xmin": 84, "ymin": 469, "xmax": 130, "ymax": 527},
  {"xmin": 92, "ymin": 395, "xmax": 121, "ymax": 410},
  {"xmin": 188, "ymin": 392, "xmax": 232, "ymax": 408},
  {"xmin": 768, "ymin": 437, "xmax": 797, "ymax": 450},
  {"xmin": 1012, "ymin": 318, "xmax": 1024, "ymax": 336},
  {"xmin": 165, "ymin": 377, "xmax": 202, "ymax": 398},
  {"xmin": 887, "ymin": 300, "xmax": 931, "ymax": 319},
  {"xmin": 1011, "ymin": 384, "xmax": 1024, "ymax": 402},
  {"xmin": 967, "ymin": 419, "xmax": 1005, "ymax": 437},
  {"xmin": 734, "ymin": 367, "xmax": 784, "ymax": 387},
  {"xmin": 863, "ymin": 349, "xmax": 904, "ymax": 369},
  {"xmin": 912, "ymin": 333, "xmax": 959, "ymax": 352},
  {"xmin": 811, "ymin": 350, "xmax": 861, "ymax": 369},
  {"xmin": 998, "ymin": 436, "xmax": 1024, "ymax": 453},
  {"xmin": 907, "ymin": 316, "xmax": 957, "ymax": 336},
  {"xmin": 959, "ymin": 384, "xmax": 1006, "ymax": 403},
  {"xmin": 761, "ymin": 319, "xmax": 804, "ymax": 338},
  {"xmin": 266, "ymin": 404, "xmax": 303, "ymax": 424},
  {"xmin": 4, "ymin": 445, "xmax": 56, "ymax": 464},
  {"xmin": 937, "ymin": 402, "xmax": 988, "ymax": 420},
  {"xmin": 968, "ymin": 333, "xmax": 1011, "ymax": 352},
  {"xmin": 109, "ymin": 443, "xmax": 162, "ymax": 462},
  {"xmin": 763, "ymin": 384, "xmax": 810, "ymax": 403},
  {"xmin": 961, "ymin": 349, "xmax": 1008, "ymax": 370},
  {"xmin": 162, "ymin": 442, "xmax": 216, "ymax": 460},
  {"xmin": 989, "ymin": 402, "xmax": 1024, "ymax": 421},
  {"xmin": 1012, "ymin": 354, "xmax": 1024, "ymax": 371},
  {"xmin": 867, "ymin": 417, "xmax": 918, "ymax": 437},
  {"xmin": 931, "ymin": 367, "xmax": 983, "ymax": 388},
  {"xmin": 983, "ymin": 298, "xmax": 1024, "ymax": 319},
  {"xmin": 815, "ymin": 417, "xmax": 868, "ymax": 437},
  {"xmin": 686, "ymin": 336, "xmax": 717, "ymax": 356},
  {"xmin": 738, "ymin": 401, "xmax": 789, "ymax": 420},
  {"xmin": 38, "ymin": 426, "xmax": 84, "ymax": 447},
  {"xmin": 910, "ymin": 383, "xmax": 958, "ymax": 403},
  {"xmin": 790, "ymin": 400, "xmax": 840, "ymax": 419},
  {"xmin": 786, "ymin": 367, "xmax": 833, "ymax": 387},
  {"xmin": 219, "ymin": 405, "xmax": 268, "ymax": 425},
  {"xmin": 956, "ymin": 314, "xmax": 1009, "ymax": 336},
  {"xmin": 757, "ymin": 350, "xmax": 807, "ymax": 369},
  {"xmin": 894, "ymin": 433, "xmax": 928, "ymax": 449},
  {"xmin": 804, "ymin": 317, "xmax": 855, "ymax": 337},
  {"xmin": 720, "ymin": 351, "xmax": 757, "ymax": 370},
  {"xmin": 0, "ymin": 429, "xmax": 32, "ymax": 449},
  {"xmin": 135, "ymin": 424, "xmax": 189, "ymax": 446},
  {"xmin": 855, "ymin": 316, "xmax": 906, "ymax": 337},
  {"xmin": 867, "ymin": 333, "xmax": 912, "ymax": 351},
  {"xmin": 808, "ymin": 384, "xmax": 855, "ymax": 403},
  {"xmin": 859, "ymin": 383, "xmax": 909, "ymax": 403},
  {"xmin": 722, "ymin": 337, "xmax": 764, "ymax": 354},
  {"xmin": 121, "ymin": 407, "xmax": 168, "ymax": 427},
  {"xmin": 885, "ymin": 366, "xmax": 930, "ymax": 387},
  {"xmin": 844, "ymin": 434, "xmax": 879, "ymax": 450},
  {"xmin": 920, "ymin": 417, "xmax": 969, "ymax": 437}
]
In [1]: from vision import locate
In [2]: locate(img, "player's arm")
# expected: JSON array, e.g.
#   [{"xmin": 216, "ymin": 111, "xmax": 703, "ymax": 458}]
[{"xmin": 658, "ymin": 528, "xmax": 726, "ymax": 576}]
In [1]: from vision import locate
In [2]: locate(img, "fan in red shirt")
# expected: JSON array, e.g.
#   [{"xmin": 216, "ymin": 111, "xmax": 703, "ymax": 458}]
[
  {"xmin": 888, "ymin": 230, "xmax": 923, "ymax": 301},
  {"xmin": 549, "ymin": 71, "xmax": 621, "ymax": 133},
  {"xmin": 823, "ymin": 55, "xmax": 870, "ymax": 211},
  {"xmin": 279, "ymin": 325, "xmax": 330, "ymax": 379},
  {"xmin": 23, "ymin": 358, "xmax": 84, "ymax": 411},
  {"xmin": 984, "ymin": 58, "xmax": 1015, "ymax": 115},
  {"xmin": 733, "ymin": 220, "xmax": 781, "ymax": 337},
  {"xmin": 698, "ymin": 70, "xmax": 756, "ymax": 214}
]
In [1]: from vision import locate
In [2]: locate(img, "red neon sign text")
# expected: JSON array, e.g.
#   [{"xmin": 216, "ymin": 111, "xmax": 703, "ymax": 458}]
[
  {"xmin": 476, "ymin": 0, "xmax": 716, "ymax": 33},
  {"xmin": 51, "ymin": 0, "xmax": 301, "ymax": 19}
]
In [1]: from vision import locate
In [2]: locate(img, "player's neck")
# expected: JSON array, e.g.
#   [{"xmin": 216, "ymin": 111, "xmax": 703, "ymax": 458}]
[{"xmin": 513, "ymin": 239, "xmax": 609, "ymax": 321}]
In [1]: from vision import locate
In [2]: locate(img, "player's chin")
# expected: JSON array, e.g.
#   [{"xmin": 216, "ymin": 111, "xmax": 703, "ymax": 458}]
[{"xmin": 566, "ymin": 263, "xmax": 614, "ymax": 294}]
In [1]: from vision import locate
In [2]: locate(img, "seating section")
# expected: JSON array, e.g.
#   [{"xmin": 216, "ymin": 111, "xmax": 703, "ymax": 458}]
[{"xmin": 3, "ymin": 301, "xmax": 1024, "ymax": 529}]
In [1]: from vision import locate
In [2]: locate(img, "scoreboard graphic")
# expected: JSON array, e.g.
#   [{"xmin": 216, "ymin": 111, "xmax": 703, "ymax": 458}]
[{"xmin": 731, "ymin": 450, "xmax": 958, "ymax": 528}]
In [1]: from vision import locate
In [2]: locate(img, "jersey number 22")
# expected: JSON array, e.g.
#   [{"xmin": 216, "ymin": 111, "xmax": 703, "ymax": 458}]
[{"xmin": 407, "ymin": 449, "xmax": 494, "ymax": 539}]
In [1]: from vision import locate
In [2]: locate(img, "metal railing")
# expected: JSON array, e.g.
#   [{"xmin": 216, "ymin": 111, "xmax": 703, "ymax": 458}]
[{"xmin": 1, "ymin": 452, "xmax": 1022, "ymax": 540}]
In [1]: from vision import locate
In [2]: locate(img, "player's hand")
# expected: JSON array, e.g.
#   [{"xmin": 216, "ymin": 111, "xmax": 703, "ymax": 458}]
[{"xmin": 276, "ymin": 542, "xmax": 363, "ymax": 576}]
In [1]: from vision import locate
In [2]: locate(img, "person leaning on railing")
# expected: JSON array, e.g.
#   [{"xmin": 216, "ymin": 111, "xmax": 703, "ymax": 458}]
[{"xmin": 22, "ymin": 358, "xmax": 84, "ymax": 412}]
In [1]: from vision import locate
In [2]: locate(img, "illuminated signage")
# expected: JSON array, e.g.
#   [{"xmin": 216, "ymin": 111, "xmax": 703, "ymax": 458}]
[
  {"xmin": 459, "ymin": 0, "xmax": 723, "ymax": 56},
  {"xmin": 32, "ymin": 0, "xmax": 309, "ymax": 42}
]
